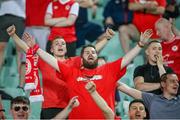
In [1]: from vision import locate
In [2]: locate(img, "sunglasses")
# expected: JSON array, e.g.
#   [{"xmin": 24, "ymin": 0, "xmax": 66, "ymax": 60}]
[{"xmin": 13, "ymin": 105, "xmax": 29, "ymax": 112}]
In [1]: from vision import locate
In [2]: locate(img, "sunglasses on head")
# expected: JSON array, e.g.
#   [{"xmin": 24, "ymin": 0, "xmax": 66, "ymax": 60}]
[{"xmin": 13, "ymin": 105, "xmax": 29, "ymax": 112}]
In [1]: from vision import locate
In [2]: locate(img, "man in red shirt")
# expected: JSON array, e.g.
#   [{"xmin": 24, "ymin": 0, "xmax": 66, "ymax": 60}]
[
  {"xmin": 37, "ymin": 37, "xmax": 80, "ymax": 119},
  {"xmin": 120, "ymin": 0, "xmax": 166, "ymax": 54},
  {"xmin": 155, "ymin": 18, "xmax": 180, "ymax": 80},
  {"xmin": 7, "ymin": 25, "xmax": 153, "ymax": 118},
  {"xmin": 45, "ymin": 0, "xmax": 79, "ymax": 57},
  {"xmin": 7, "ymin": 25, "xmax": 115, "ymax": 119}
]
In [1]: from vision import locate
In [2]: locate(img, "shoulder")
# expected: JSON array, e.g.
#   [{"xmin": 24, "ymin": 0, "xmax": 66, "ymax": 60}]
[{"xmin": 135, "ymin": 64, "xmax": 147, "ymax": 71}]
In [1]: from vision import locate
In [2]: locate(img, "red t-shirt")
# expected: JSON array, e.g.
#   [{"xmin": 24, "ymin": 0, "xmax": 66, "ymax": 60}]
[
  {"xmin": 26, "ymin": 0, "xmax": 51, "ymax": 26},
  {"xmin": 57, "ymin": 58, "xmax": 126, "ymax": 119},
  {"xmin": 162, "ymin": 36, "xmax": 180, "ymax": 80},
  {"xmin": 38, "ymin": 56, "xmax": 81, "ymax": 108},
  {"xmin": 130, "ymin": 0, "xmax": 166, "ymax": 38},
  {"xmin": 48, "ymin": 0, "xmax": 77, "ymax": 43}
]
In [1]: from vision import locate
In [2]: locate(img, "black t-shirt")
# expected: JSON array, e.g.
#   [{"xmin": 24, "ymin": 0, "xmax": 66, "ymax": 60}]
[{"xmin": 133, "ymin": 63, "xmax": 174, "ymax": 94}]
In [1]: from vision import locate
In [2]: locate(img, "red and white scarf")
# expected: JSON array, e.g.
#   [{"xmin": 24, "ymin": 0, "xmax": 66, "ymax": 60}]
[{"xmin": 24, "ymin": 46, "xmax": 44, "ymax": 102}]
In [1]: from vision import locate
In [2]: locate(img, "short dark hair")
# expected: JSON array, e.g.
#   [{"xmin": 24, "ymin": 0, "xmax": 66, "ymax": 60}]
[
  {"xmin": 145, "ymin": 40, "xmax": 161, "ymax": 49},
  {"xmin": 80, "ymin": 44, "xmax": 97, "ymax": 57},
  {"xmin": 11, "ymin": 96, "xmax": 30, "ymax": 108},
  {"xmin": 50, "ymin": 36, "xmax": 64, "ymax": 47},
  {"xmin": 98, "ymin": 56, "xmax": 107, "ymax": 61},
  {"xmin": 160, "ymin": 72, "xmax": 176, "ymax": 82},
  {"xmin": 129, "ymin": 99, "xmax": 145, "ymax": 110}
]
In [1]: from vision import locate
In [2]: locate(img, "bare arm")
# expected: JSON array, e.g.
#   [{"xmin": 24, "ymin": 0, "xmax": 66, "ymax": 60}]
[
  {"xmin": 85, "ymin": 82, "xmax": 115, "ymax": 119},
  {"xmin": 53, "ymin": 96, "xmax": 79, "ymax": 119},
  {"xmin": 134, "ymin": 77, "xmax": 160, "ymax": 92},
  {"xmin": 90, "ymin": 91, "xmax": 114, "ymax": 119},
  {"xmin": 45, "ymin": 14, "xmax": 78, "ymax": 27},
  {"xmin": 129, "ymin": 2, "xmax": 145, "ymax": 11},
  {"xmin": 146, "ymin": 6, "xmax": 165, "ymax": 15},
  {"xmin": 44, "ymin": 13, "xmax": 66, "ymax": 26},
  {"xmin": 121, "ymin": 29, "xmax": 153, "ymax": 69},
  {"xmin": 169, "ymin": 18, "xmax": 180, "ymax": 36},
  {"xmin": 156, "ymin": 54, "xmax": 166, "ymax": 76},
  {"xmin": 129, "ymin": 2, "xmax": 165, "ymax": 15},
  {"xmin": 7, "ymin": 25, "xmax": 60, "ymax": 72},
  {"xmin": 54, "ymin": 14, "xmax": 78, "ymax": 27},
  {"xmin": 36, "ymin": 49, "xmax": 59, "ymax": 72},
  {"xmin": 76, "ymin": 0, "xmax": 94, "ymax": 8},
  {"xmin": 7, "ymin": 25, "xmax": 29, "ymax": 53},
  {"xmin": 117, "ymin": 82, "xmax": 142, "ymax": 99},
  {"xmin": 95, "ymin": 28, "xmax": 115, "ymax": 53}
]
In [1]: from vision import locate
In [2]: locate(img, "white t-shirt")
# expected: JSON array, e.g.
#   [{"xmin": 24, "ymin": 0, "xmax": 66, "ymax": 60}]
[
  {"xmin": 0, "ymin": 0, "xmax": 26, "ymax": 18},
  {"xmin": 46, "ymin": 0, "xmax": 79, "ymax": 16}
]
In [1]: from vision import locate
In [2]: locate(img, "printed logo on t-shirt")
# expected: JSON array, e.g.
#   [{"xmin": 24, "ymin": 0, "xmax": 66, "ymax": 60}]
[
  {"xmin": 163, "ymin": 54, "xmax": 174, "ymax": 65},
  {"xmin": 172, "ymin": 45, "xmax": 178, "ymax": 52},
  {"xmin": 77, "ymin": 75, "xmax": 102, "ymax": 82}
]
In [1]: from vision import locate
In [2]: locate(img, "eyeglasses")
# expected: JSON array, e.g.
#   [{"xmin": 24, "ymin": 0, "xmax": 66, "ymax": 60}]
[{"xmin": 13, "ymin": 105, "xmax": 29, "ymax": 112}]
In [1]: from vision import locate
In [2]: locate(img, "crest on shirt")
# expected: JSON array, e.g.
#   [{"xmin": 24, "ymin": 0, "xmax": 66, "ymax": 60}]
[
  {"xmin": 172, "ymin": 45, "xmax": 178, "ymax": 52},
  {"xmin": 65, "ymin": 5, "xmax": 70, "ymax": 10},
  {"xmin": 54, "ymin": 6, "xmax": 58, "ymax": 10}
]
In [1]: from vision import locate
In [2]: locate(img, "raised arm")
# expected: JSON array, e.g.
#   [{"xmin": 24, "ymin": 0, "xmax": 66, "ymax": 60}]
[
  {"xmin": 95, "ymin": 28, "xmax": 115, "ymax": 53},
  {"xmin": 85, "ymin": 81, "xmax": 115, "ymax": 119},
  {"xmin": 7, "ymin": 25, "xmax": 60, "ymax": 72},
  {"xmin": 7, "ymin": 25, "xmax": 29, "ymax": 53},
  {"xmin": 156, "ymin": 54, "xmax": 166, "ymax": 76},
  {"xmin": 169, "ymin": 18, "xmax": 180, "ymax": 36},
  {"xmin": 134, "ymin": 77, "xmax": 161, "ymax": 92},
  {"xmin": 121, "ymin": 29, "xmax": 153, "ymax": 69},
  {"xmin": 53, "ymin": 96, "xmax": 79, "ymax": 119},
  {"xmin": 24, "ymin": 33, "xmax": 60, "ymax": 72},
  {"xmin": 117, "ymin": 82, "xmax": 142, "ymax": 99}
]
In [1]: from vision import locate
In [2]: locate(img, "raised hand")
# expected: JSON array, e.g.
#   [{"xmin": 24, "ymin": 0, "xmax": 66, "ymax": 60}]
[
  {"xmin": 68, "ymin": 96, "xmax": 80, "ymax": 108},
  {"xmin": 139, "ymin": 29, "xmax": 153, "ymax": 47},
  {"xmin": 105, "ymin": 28, "xmax": 115, "ymax": 40},
  {"xmin": 7, "ymin": 25, "xmax": 16, "ymax": 36},
  {"xmin": 22, "ymin": 32, "xmax": 36, "ymax": 48},
  {"xmin": 85, "ymin": 81, "xmax": 96, "ymax": 93},
  {"xmin": 155, "ymin": 54, "xmax": 163, "ymax": 66}
]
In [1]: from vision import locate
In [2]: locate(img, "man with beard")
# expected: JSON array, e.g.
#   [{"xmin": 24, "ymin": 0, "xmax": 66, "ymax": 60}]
[
  {"xmin": 117, "ymin": 73, "xmax": 180, "ymax": 119},
  {"xmin": 7, "ymin": 24, "xmax": 153, "ymax": 118},
  {"xmin": 7, "ymin": 25, "xmax": 113, "ymax": 119},
  {"xmin": 133, "ymin": 40, "xmax": 174, "ymax": 95}
]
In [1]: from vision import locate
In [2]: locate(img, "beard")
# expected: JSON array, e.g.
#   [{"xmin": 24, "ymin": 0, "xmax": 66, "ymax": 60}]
[{"xmin": 83, "ymin": 58, "xmax": 98, "ymax": 69}]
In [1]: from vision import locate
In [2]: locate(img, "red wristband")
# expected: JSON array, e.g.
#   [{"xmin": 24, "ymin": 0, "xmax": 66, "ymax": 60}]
[{"xmin": 33, "ymin": 44, "xmax": 40, "ymax": 54}]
